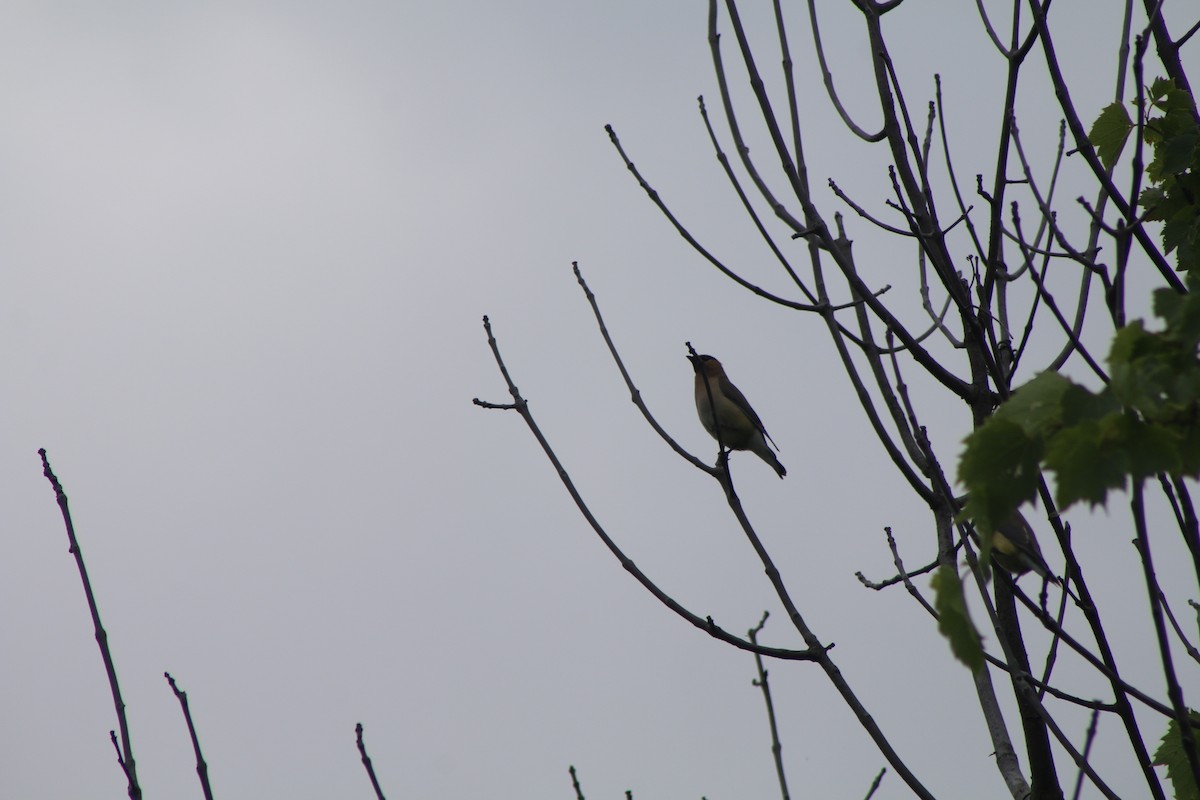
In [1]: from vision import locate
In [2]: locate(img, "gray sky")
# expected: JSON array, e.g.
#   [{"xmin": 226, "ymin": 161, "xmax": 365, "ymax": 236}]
[{"xmin": 3, "ymin": 2, "xmax": 1198, "ymax": 798}]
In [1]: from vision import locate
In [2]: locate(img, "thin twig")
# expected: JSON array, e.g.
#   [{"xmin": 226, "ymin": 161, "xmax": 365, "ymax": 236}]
[
  {"xmin": 473, "ymin": 316, "xmax": 816, "ymax": 662},
  {"xmin": 710, "ymin": 0, "xmax": 976, "ymax": 401},
  {"xmin": 919, "ymin": 514, "xmax": 1035, "ymax": 797},
  {"xmin": 958, "ymin": 531, "xmax": 1113, "ymax": 799},
  {"xmin": 573, "ymin": 264, "xmax": 712, "ymax": 474},
  {"xmin": 1010, "ymin": 204, "xmax": 1111, "ymax": 382},
  {"xmin": 569, "ymin": 765, "xmax": 585, "ymax": 800},
  {"xmin": 855, "ymin": 557, "xmax": 940, "ymax": 591},
  {"xmin": 829, "ymin": 179, "xmax": 918, "ymax": 237},
  {"xmin": 39, "ymin": 449, "xmax": 141, "ymax": 800},
  {"xmin": 1132, "ymin": 480, "xmax": 1200, "ymax": 787},
  {"xmin": 1158, "ymin": 588, "xmax": 1200, "ymax": 665},
  {"xmin": 1168, "ymin": 475, "xmax": 1200, "ymax": 587},
  {"xmin": 975, "ymin": 0, "xmax": 1014, "ymax": 55},
  {"xmin": 355, "ymin": 723, "xmax": 388, "ymax": 800},
  {"xmin": 934, "ymin": 75, "xmax": 987, "ymax": 264},
  {"xmin": 804, "ymin": 0, "xmax": 886, "ymax": 141},
  {"xmin": 710, "ymin": 433, "xmax": 936, "ymax": 799},
  {"xmin": 862, "ymin": 767, "xmax": 887, "ymax": 800},
  {"xmin": 1025, "ymin": 0, "xmax": 1185, "ymax": 292},
  {"xmin": 697, "ymin": 96, "xmax": 821, "ymax": 306},
  {"xmin": 847, "ymin": 266, "xmax": 933, "ymax": 479},
  {"xmin": 605, "ymin": 123, "xmax": 821, "ymax": 311},
  {"xmin": 749, "ymin": 612, "xmax": 791, "ymax": 800},
  {"xmin": 1006, "ymin": 582, "xmax": 1176, "ymax": 724},
  {"xmin": 165, "ymin": 673, "xmax": 214, "ymax": 800},
  {"xmin": 1071, "ymin": 710, "xmax": 1102, "ymax": 800},
  {"xmin": 1176, "ymin": 17, "xmax": 1200, "ymax": 49}
]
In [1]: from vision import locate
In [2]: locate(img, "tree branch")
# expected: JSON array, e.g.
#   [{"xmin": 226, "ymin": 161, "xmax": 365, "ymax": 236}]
[{"xmin": 39, "ymin": 449, "xmax": 141, "ymax": 800}]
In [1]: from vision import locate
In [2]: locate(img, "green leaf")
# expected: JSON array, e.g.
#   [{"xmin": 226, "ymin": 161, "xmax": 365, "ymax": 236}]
[
  {"xmin": 1160, "ymin": 131, "xmax": 1199, "ymax": 176},
  {"xmin": 1162, "ymin": 203, "xmax": 1200, "ymax": 261},
  {"xmin": 1115, "ymin": 415, "xmax": 1182, "ymax": 478},
  {"xmin": 993, "ymin": 371, "xmax": 1073, "ymax": 436},
  {"xmin": 1158, "ymin": 81, "xmax": 1197, "ymax": 115},
  {"xmin": 1061, "ymin": 383, "xmax": 1120, "ymax": 425},
  {"xmin": 931, "ymin": 566, "xmax": 984, "ymax": 673},
  {"xmin": 1043, "ymin": 421, "xmax": 1127, "ymax": 508},
  {"xmin": 1149, "ymin": 77, "xmax": 1175, "ymax": 104},
  {"xmin": 1152, "ymin": 287, "xmax": 1199, "ymax": 344},
  {"xmin": 1179, "ymin": 423, "xmax": 1200, "ymax": 476},
  {"xmin": 1153, "ymin": 715, "xmax": 1200, "ymax": 800},
  {"xmin": 1089, "ymin": 102, "xmax": 1134, "ymax": 169},
  {"xmin": 1179, "ymin": 239, "xmax": 1200, "ymax": 275},
  {"xmin": 958, "ymin": 418, "xmax": 1042, "ymax": 534},
  {"xmin": 1110, "ymin": 318, "xmax": 1148, "ymax": 357},
  {"xmin": 1144, "ymin": 185, "xmax": 1186, "ymax": 223},
  {"xmin": 1110, "ymin": 322, "xmax": 1176, "ymax": 416},
  {"xmin": 1141, "ymin": 186, "xmax": 1168, "ymax": 219}
]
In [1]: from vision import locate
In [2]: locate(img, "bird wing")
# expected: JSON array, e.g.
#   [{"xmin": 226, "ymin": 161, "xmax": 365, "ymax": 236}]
[
  {"xmin": 995, "ymin": 513, "xmax": 1056, "ymax": 581},
  {"xmin": 719, "ymin": 374, "xmax": 780, "ymax": 451}
]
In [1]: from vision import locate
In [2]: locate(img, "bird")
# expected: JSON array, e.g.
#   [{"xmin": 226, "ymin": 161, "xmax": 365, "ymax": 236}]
[
  {"xmin": 990, "ymin": 509, "xmax": 1058, "ymax": 584},
  {"xmin": 688, "ymin": 353, "xmax": 786, "ymax": 478}
]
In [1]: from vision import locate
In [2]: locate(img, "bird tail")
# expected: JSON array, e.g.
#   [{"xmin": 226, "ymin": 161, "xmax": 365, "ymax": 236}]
[
  {"xmin": 768, "ymin": 452, "xmax": 787, "ymax": 479},
  {"xmin": 1021, "ymin": 554, "xmax": 1059, "ymax": 585},
  {"xmin": 751, "ymin": 440, "xmax": 787, "ymax": 478}
]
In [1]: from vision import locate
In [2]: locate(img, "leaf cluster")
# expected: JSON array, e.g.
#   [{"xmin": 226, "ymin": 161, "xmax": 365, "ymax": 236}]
[
  {"xmin": 1090, "ymin": 78, "xmax": 1200, "ymax": 272},
  {"xmin": 1154, "ymin": 715, "xmax": 1200, "ymax": 800},
  {"xmin": 960, "ymin": 277, "xmax": 1200, "ymax": 533},
  {"xmin": 960, "ymin": 82, "xmax": 1200, "ymax": 536}
]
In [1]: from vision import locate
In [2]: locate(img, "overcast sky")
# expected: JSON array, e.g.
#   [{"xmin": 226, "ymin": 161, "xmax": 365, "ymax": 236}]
[{"xmin": 3, "ymin": 2, "xmax": 1198, "ymax": 798}]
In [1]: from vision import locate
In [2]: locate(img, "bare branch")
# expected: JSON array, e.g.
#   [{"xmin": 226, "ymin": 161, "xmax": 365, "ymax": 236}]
[
  {"xmin": 165, "ymin": 673, "xmax": 214, "ymax": 800},
  {"xmin": 1158, "ymin": 587, "xmax": 1200, "ymax": 666},
  {"xmin": 1132, "ymin": 480, "xmax": 1200, "ymax": 787},
  {"xmin": 749, "ymin": 613, "xmax": 792, "ymax": 800},
  {"xmin": 569, "ymin": 765, "xmax": 586, "ymax": 800},
  {"xmin": 473, "ymin": 316, "xmax": 817, "ymax": 662},
  {"xmin": 572, "ymin": 264, "xmax": 713, "ymax": 473},
  {"xmin": 829, "ymin": 179, "xmax": 919, "ymax": 237},
  {"xmin": 1009, "ymin": 204, "xmax": 1111, "ymax": 382},
  {"xmin": 38, "ymin": 449, "xmax": 142, "ymax": 800},
  {"xmin": 355, "ymin": 723, "xmax": 388, "ymax": 800},
  {"xmin": 711, "ymin": 437, "xmax": 938, "ymax": 799},
  {"xmin": 973, "ymin": 0, "xmax": 1015, "ymax": 57},
  {"xmin": 605, "ymin": 123, "xmax": 822, "ymax": 311},
  {"xmin": 1025, "ymin": 0, "xmax": 1185, "ymax": 292},
  {"xmin": 862, "ymin": 767, "xmax": 888, "ymax": 800},
  {"xmin": 1176, "ymin": 17, "xmax": 1200, "ymax": 49},
  {"xmin": 803, "ymin": 0, "xmax": 887, "ymax": 141},
  {"xmin": 1071, "ymin": 710, "xmax": 1102, "ymax": 800}
]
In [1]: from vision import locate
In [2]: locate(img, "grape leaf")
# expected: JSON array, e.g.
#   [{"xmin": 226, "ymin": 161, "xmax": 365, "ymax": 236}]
[{"xmin": 932, "ymin": 566, "xmax": 984, "ymax": 673}]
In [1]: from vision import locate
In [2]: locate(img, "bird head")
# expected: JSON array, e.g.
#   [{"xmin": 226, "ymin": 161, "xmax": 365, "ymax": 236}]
[{"xmin": 687, "ymin": 354, "xmax": 723, "ymax": 376}]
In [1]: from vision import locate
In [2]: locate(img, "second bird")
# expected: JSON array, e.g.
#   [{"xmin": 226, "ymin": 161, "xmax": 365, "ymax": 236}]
[
  {"xmin": 688, "ymin": 354, "xmax": 786, "ymax": 479},
  {"xmin": 991, "ymin": 509, "xmax": 1058, "ymax": 584}
]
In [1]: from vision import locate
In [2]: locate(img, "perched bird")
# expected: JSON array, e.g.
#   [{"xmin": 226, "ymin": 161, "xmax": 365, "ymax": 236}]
[
  {"xmin": 991, "ymin": 509, "xmax": 1058, "ymax": 584},
  {"xmin": 688, "ymin": 354, "xmax": 786, "ymax": 478}
]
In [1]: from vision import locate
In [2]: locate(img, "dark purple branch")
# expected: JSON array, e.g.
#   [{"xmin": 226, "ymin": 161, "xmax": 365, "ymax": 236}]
[
  {"xmin": 1132, "ymin": 481, "xmax": 1200, "ymax": 788},
  {"xmin": 38, "ymin": 449, "xmax": 141, "ymax": 800},
  {"xmin": 165, "ymin": 672, "xmax": 214, "ymax": 800},
  {"xmin": 749, "ymin": 613, "xmax": 792, "ymax": 800},
  {"xmin": 473, "ymin": 316, "xmax": 816, "ymax": 662},
  {"xmin": 355, "ymin": 723, "xmax": 388, "ymax": 800}
]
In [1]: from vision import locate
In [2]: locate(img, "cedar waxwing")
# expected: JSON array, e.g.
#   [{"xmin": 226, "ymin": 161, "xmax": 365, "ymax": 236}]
[
  {"xmin": 688, "ymin": 354, "xmax": 786, "ymax": 478},
  {"xmin": 991, "ymin": 509, "xmax": 1058, "ymax": 584}
]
